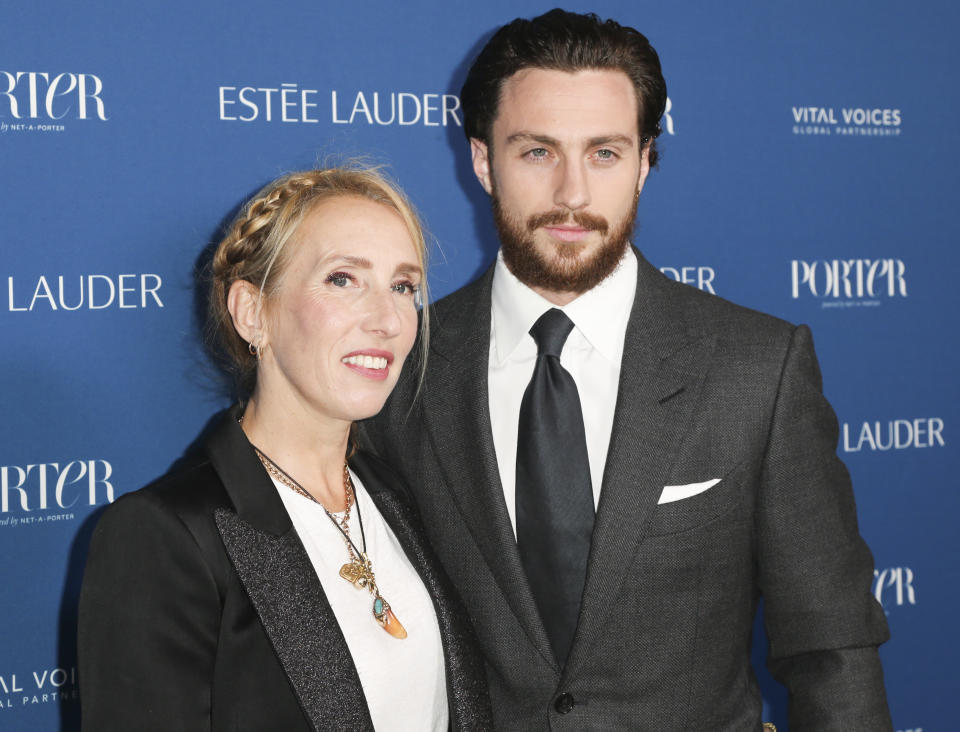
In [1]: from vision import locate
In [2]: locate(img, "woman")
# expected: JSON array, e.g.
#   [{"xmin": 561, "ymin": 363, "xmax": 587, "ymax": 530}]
[{"xmin": 77, "ymin": 166, "xmax": 492, "ymax": 731}]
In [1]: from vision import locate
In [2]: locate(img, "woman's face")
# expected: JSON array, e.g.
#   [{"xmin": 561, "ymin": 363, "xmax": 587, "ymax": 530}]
[{"xmin": 257, "ymin": 196, "xmax": 422, "ymax": 428}]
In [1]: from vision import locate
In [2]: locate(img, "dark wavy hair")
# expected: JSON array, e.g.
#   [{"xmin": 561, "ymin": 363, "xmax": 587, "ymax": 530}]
[{"xmin": 460, "ymin": 8, "xmax": 668, "ymax": 166}]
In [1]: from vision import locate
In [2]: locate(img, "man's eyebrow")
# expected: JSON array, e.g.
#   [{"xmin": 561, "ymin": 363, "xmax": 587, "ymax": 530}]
[
  {"xmin": 504, "ymin": 132, "xmax": 636, "ymax": 148},
  {"xmin": 504, "ymin": 132, "xmax": 561, "ymax": 147},
  {"xmin": 586, "ymin": 134, "xmax": 635, "ymax": 148}
]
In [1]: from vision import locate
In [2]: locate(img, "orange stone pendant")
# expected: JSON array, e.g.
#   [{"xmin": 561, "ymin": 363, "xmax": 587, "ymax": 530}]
[{"xmin": 373, "ymin": 596, "xmax": 407, "ymax": 639}]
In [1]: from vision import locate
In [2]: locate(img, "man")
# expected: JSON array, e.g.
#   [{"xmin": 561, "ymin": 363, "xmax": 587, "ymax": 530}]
[{"xmin": 363, "ymin": 9, "xmax": 891, "ymax": 730}]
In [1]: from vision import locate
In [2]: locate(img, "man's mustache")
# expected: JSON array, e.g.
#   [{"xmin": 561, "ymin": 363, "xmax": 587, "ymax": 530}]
[{"xmin": 527, "ymin": 210, "xmax": 609, "ymax": 235}]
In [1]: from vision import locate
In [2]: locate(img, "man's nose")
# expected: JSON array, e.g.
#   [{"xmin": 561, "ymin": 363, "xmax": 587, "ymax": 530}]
[{"xmin": 553, "ymin": 158, "xmax": 590, "ymax": 211}]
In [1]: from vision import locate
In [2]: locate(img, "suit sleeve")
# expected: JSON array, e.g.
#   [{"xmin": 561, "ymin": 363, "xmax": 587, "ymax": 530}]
[
  {"xmin": 758, "ymin": 324, "xmax": 892, "ymax": 732},
  {"xmin": 78, "ymin": 492, "xmax": 221, "ymax": 731}
]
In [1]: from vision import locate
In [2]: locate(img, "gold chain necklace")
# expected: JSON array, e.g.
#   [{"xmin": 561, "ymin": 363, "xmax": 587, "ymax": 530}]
[{"xmin": 251, "ymin": 444, "xmax": 408, "ymax": 640}]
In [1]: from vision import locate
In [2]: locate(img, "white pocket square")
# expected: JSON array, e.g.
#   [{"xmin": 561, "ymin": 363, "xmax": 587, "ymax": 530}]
[{"xmin": 658, "ymin": 478, "xmax": 721, "ymax": 504}]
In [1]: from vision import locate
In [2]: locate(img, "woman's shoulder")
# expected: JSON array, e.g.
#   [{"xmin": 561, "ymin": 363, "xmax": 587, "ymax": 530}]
[
  {"xmin": 97, "ymin": 451, "xmax": 232, "ymax": 538},
  {"xmin": 86, "ymin": 452, "xmax": 237, "ymax": 601}
]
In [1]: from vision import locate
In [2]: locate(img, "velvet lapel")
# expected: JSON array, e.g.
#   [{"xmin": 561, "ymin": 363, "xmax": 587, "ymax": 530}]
[
  {"xmin": 205, "ymin": 407, "xmax": 375, "ymax": 731},
  {"xmin": 422, "ymin": 268, "xmax": 557, "ymax": 668},
  {"xmin": 352, "ymin": 453, "xmax": 492, "ymax": 730},
  {"xmin": 564, "ymin": 251, "xmax": 715, "ymax": 677}
]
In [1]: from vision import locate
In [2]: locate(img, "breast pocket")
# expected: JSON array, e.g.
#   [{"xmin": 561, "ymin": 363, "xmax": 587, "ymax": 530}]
[{"xmin": 643, "ymin": 460, "xmax": 750, "ymax": 536}]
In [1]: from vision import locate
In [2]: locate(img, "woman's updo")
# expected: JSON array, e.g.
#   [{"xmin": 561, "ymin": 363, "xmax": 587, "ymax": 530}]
[{"xmin": 207, "ymin": 164, "xmax": 429, "ymax": 396}]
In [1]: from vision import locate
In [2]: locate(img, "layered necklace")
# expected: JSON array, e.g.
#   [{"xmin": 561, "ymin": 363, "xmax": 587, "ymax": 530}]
[{"xmin": 252, "ymin": 445, "xmax": 408, "ymax": 640}]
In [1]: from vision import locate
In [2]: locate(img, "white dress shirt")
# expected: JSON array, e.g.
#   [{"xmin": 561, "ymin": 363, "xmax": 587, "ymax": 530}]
[
  {"xmin": 488, "ymin": 247, "xmax": 638, "ymax": 535},
  {"xmin": 273, "ymin": 471, "xmax": 449, "ymax": 732}
]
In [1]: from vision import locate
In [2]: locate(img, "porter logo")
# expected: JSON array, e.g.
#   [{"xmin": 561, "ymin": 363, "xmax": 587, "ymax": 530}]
[
  {"xmin": 0, "ymin": 71, "xmax": 107, "ymax": 133},
  {"xmin": 0, "ymin": 460, "xmax": 114, "ymax": 521},
  {"xmin": 790, "ymin": 258, "xmax": 906, "ymax": 307},
  {"xmin": 873, "ymin": 567, "xmax": 917, "ymax": 610}
]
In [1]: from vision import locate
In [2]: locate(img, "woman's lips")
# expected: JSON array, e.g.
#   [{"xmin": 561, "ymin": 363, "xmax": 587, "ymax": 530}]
[{"xmin": 341, "ymin": 350, "xmax": 393, "ymax": 380}]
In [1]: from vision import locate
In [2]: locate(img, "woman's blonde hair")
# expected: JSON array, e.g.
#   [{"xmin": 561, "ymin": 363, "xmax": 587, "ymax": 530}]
[{"xmin": 208, "ymin": 164, "xmax": 429, "ymax": 396}]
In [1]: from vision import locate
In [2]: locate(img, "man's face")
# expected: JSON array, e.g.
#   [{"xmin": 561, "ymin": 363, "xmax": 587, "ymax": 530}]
[{"xmin": 471, "ymin": 68, "xmax": 650, "ymax": 304}]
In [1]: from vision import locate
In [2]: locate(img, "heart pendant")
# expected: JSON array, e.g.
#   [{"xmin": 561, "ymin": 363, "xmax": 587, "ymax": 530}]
[{"xmin": 339, "ymin": 560, "xmax": 370, "ymax": 589}]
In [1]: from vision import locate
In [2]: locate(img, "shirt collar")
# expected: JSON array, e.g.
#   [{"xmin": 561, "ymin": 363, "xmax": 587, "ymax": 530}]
[{"xmin": 490, "ymin": 247, "xmax": 637, "ymax": 365}]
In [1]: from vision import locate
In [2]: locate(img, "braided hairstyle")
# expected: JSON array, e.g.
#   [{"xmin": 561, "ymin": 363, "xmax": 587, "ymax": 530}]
[{"xmin": 208, "ymin": 164, "xmax": 429, "ymax": 396}]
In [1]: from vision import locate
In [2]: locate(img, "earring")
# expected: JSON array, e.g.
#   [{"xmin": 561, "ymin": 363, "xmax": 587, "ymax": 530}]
[{"xmin": 248, "ymin": 342, "xmax": 260, "ymax": 359}]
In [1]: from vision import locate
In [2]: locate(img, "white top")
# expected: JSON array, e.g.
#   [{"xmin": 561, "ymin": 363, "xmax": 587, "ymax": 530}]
[
  {"xmin": 488, "ymin": 247, "xmax": 638, "ymax": 535},
  {"xmin": 272, "ymin": 470, "xmax": 449, "ymax": 732}
]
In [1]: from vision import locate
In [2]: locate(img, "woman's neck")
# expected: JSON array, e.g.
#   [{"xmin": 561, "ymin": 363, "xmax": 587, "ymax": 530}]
[{"xmin": 239, "ymin": 391, "xmax": 352, "ymax": 511}]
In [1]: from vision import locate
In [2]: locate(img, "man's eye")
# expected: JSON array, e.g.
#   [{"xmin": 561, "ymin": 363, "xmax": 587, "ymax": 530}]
[
  {"xmin": 596, "ymin": 149, "xmax": 616, "ymax": 160},
  {"xmin": 527, "ymin": 147, "xmax": 549, "ymax": 159}
]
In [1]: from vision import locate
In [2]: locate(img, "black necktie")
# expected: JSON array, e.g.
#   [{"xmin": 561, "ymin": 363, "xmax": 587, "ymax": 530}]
[{"xmin": 516, "ymin": 308, "xmax": 595, "ymax": 667}]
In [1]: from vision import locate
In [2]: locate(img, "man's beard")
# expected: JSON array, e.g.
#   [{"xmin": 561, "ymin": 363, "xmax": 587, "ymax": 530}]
[{"xmin": 492, "ymin": 195, "xmax": 637, "ymax": 295}]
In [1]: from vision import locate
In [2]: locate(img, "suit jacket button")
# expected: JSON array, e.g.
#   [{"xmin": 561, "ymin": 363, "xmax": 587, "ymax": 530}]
[{"xmin": 554, "ymin": 692, "xmax": 575, "ymax": 714}]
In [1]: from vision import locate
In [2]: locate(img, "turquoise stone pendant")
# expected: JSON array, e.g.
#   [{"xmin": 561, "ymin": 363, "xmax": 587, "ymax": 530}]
[{"xmin": 372, "ymin": 593, "xmax": 407, "ymax": 639}]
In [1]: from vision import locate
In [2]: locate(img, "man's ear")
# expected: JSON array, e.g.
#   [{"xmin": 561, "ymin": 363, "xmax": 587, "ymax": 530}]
[
  {"xmin": 227, "ymin": 279, "xmax": 265, "ymax": 349},
  {"xmin": 470, "ymin": 138, "xmax": 493, "ymax": 195},
  {"xmin": 636, "ymin": 142, "xmax": 652, "ymax": 198}
]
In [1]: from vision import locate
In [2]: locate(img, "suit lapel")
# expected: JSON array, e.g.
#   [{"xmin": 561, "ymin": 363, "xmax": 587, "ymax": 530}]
[
  {"xmin": 205, "ymin": 409, "xmax": 374, "ymax": 731},
  {"xmin": 566, "ymin": 252, "xmax": 715, "ymax": 676},
  {"xmin": 422, "ymin": 270, "xmax": 557, "ymax": 668},
  {"xmin": 353, "ymin": 453, "xmax": 492, "ymax": 729}
]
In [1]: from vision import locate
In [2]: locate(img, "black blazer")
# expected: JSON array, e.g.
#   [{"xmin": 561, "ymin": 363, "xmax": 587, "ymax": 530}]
[
  {"xmin": 363, "ymin": 250, "xmax": 891, "ymax": 731},
  {"xmin": 78, "ymin": 406, "xmax": 492, "ymax": 731}
]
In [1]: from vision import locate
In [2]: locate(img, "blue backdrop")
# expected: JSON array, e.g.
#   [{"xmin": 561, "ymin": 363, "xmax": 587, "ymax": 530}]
[{"xmin": 2, "ymin": 2, "xmax": 955, "ymax": 730}]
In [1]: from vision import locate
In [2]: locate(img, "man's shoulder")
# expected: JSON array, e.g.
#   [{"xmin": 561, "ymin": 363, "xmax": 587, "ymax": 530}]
[
  {"xmin": 646, "ymin": 257, "xmax": 796, "ymax": 349},
  {"xmin": 431, "ymin": 266, "xmax": 494, "ymax": 317},
  {"xmin": 684, "ymin": 282, "xmax": 793, "ymax": 338}
]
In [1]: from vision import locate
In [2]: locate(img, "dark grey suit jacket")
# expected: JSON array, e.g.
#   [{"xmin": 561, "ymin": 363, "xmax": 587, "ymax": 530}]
[
  {"xmin": 78, "ymin": 406, "xmax": 492, "ymax": 731},
  {"xmin": 362, "ymin": 250, "xmax": 891, "ymax": 731}
]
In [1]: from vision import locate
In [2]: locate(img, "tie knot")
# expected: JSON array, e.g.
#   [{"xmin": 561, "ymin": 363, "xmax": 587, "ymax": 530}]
[{"xmin": 529, "ymin": 308, "xmax": 574, "ymax": 357}]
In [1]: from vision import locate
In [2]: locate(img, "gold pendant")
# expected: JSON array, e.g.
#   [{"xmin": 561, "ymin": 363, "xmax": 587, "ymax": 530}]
[
  {"xmin": 339, "ymin": 555, "xmax": 407, "ymax": 639},
  {"xmin": 339, "ymin": 559, "xmax": 372, "ymax": 589},
  {"xmin": 373, "ymin": 595, "xmax": 407, "ymax": 639}
]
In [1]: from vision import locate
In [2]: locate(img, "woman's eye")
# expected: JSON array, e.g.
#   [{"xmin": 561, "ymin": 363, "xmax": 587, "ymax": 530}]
[
  {"xmin": 392, "ymin": 280, "xmax": 419, "ymax": 295},
  {"xmin": 327, "ymin": 272, "xmax": 352, "ymax": 287},
  {"xmin": 394, "ymin": 280, "xmax": 424, "ymax": 308}
]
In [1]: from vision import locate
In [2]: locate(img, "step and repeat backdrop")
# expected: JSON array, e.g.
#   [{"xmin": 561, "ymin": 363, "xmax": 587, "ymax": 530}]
[{"xmin": 2, "ymin": 1, "xmax": 956, "ymax": 729}]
